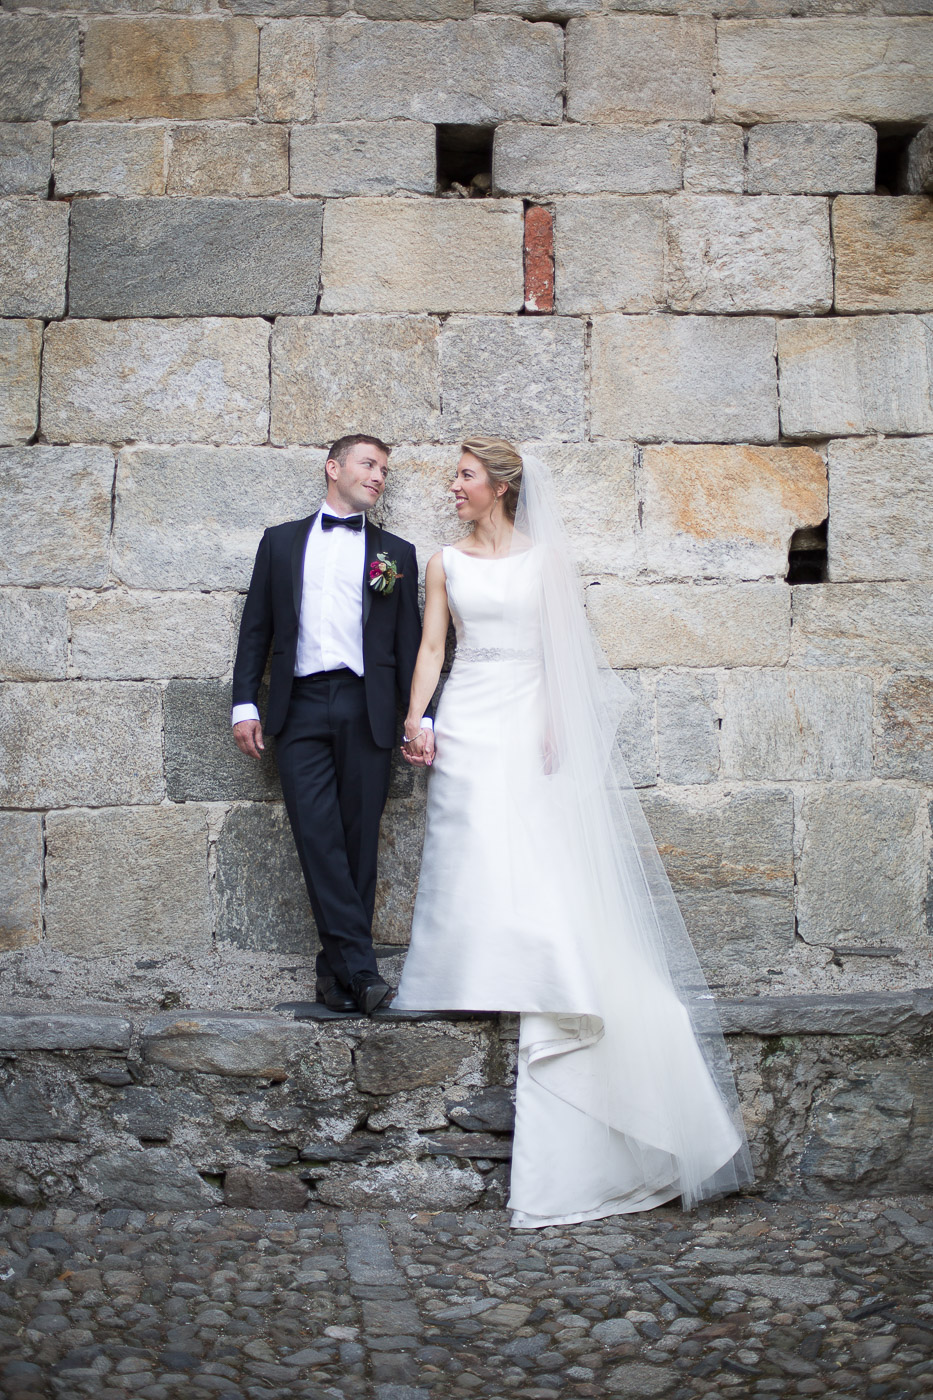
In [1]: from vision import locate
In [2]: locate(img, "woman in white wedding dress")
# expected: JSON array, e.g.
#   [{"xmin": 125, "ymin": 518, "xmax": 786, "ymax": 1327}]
[{"xmin": 394, "ymin": 438, "xmax": 753, "ymax": 1228}]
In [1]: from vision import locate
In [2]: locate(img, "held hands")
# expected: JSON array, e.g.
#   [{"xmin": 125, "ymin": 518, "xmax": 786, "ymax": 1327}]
[
  {"xmin": 401, "ymin": 722, "xmax": 435, "ymax": 768},
  {"xmin": 233, "ymin": 719, "xmax": 265, "ymax": 761}
]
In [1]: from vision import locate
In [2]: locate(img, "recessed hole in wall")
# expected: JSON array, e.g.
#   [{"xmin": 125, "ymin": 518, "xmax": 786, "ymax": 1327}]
[
  {"xmin": 786, "ymin": 521, "xmax": 828, "ymax": 585},
  {"xmin": 875, "ymin": 124, "xmax": 925, "ymax": 194},
  {"xmin": 436, "ymin": 125, "xmax": 494, "ymax": 198}
]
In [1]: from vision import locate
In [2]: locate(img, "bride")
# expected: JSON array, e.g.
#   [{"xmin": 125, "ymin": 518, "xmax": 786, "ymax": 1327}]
[{"xmin": 395, "ymin": 437, "xmax": 752, "ymax": 1228}]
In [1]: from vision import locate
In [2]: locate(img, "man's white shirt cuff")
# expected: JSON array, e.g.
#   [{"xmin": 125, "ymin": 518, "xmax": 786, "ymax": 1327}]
[
  {"xmin": 420, "ymin": 716, "xmax": 434, "ymax": 730},
  {"xmin": 231, "ymin": 703, "xmax": 261, "ymax": 726}
]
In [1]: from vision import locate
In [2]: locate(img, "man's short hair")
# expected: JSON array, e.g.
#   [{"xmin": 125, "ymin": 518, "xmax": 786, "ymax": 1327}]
[{"xmin": 327, "ymin": 434, "xmax": 391, "ymax": 468}]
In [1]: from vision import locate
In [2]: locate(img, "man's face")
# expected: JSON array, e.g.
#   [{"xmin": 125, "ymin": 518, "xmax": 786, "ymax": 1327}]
[{"xmin": 326, "ymin": 442, "xmax": 389, "ymax": 514}]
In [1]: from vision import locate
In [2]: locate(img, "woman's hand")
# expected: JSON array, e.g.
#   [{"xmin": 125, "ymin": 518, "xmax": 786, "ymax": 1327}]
[{"xmin": 401, "ymin": 723, "xmax": 435, "ymax": 767}]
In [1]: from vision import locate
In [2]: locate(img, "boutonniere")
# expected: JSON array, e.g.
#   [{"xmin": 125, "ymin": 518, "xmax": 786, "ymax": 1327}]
[{"xmin": 369, "ymin": 553, "xmax": 403, "ymax": 595}]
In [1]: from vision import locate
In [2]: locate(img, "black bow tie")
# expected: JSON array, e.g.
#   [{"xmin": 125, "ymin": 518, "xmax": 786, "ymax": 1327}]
[{"xmin": 321, "ymin": 513, "xmax": 364, "ymax": 533}]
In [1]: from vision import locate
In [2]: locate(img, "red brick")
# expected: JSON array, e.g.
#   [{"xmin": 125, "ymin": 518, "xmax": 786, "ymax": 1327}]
[{"xmin": 524, "ymin": 204, "xmax": 554, "ymax": 313}]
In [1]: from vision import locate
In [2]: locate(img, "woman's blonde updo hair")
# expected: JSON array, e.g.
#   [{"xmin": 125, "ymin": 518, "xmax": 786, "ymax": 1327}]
[{"xmin": 460, "ymin": 436, "xmax": 524, "ymax": 522}]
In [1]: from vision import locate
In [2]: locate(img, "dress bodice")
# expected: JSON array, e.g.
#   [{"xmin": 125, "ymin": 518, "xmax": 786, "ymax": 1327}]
[{"xmin": 442, "ymin": 545, "xmax": 543, "ymax": 660}]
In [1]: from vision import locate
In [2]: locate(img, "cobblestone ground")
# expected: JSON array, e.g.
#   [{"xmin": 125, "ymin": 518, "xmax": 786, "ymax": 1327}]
[{"xmin": 1, "ymin": 1195, "xmax": 932, "ymax": 1400}]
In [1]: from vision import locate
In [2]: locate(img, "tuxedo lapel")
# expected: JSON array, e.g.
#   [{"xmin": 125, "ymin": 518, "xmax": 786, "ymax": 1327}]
[
  {"xmin": 362, "ymin": 519, "xmax": 382, "ymax": 632},
  {"xmin": 291, "ymin": 512, "xmax": 317, "ymax": 623}
]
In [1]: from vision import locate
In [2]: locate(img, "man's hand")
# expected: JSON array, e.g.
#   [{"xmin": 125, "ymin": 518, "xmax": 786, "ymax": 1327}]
[
  {"xmin": 401, "ymin": 728, "xmax": 436, "ymax": 768},
  {"xmin": 233, "ymin": 719, "xmax": 265, "ymax": 760}
]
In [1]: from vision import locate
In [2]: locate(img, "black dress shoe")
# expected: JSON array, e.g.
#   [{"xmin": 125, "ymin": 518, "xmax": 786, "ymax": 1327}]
[
  {"xmin": 350, "ymin": 975, "xmax": 392, "ymax": 1016},
  {"xmin": 315, "ymin": 978, "xmax": 357, "ymax": 1013}
]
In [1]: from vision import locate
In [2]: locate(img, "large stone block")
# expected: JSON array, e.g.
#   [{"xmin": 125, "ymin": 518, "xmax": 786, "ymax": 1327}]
[
  {"xmin": 82, "ymin": 1148, "xmax": 218, "ymax": 1211},
  {"xmin": 827, "ymin": 435, "xmax": 933, "ymax": 581},
  {"xmin": 656, "ymin": 671, "xmax": 720, "ymax": 784},
  {"xmin": 777, "ymin": 317, "xmax": 933, "ymax": 438},
  {"xmin": 554, "ymin": 196, "xmax": 665, "ymax": 314},
  {"xmin": 586, "ymin": 581, "xmax": 790, "ymax": 668},
  {"xmin": 44, "ymin": 806, "xmax": 211, "ymax": 956},
  {"xmin": 833, "ymin": 196, "xmax": 933, "ymax": 313},
  {"xmin": 521, "ymin": 440, "xmax": 638, "ymax": 576},
  {"xmin": 721, "ymin": 670, "xmax": 872, "ymax": 780},
  {"xmin": 0, "ymin": 446, "xmax": 113, "ymax": 587},
  {"xmin": 355, "ymin": 0, "xmax": 472, "ymax": 17},
  {"xmin": 716, "ymin": 19, "xmax": 933, "ymax": 123},
  {"xmin": 165, "ymin": 679, "xmax": 282, "ymax": 802},
  {"xmin": 321, "ymin": 199, "xmax": 524, "ymax": 314},
  {"xmin": 566, "ymin": 17, "xmax": 713, "ymax": 122},
  {"xmin": 638, "ymin": 444, "xmax": 827, "ymax": 581},
  {"xmin": 493, "ymin": 123, "xmax": 681, "ymax": 196},
  {"xmin": 747, "ymin": 122, "xmax": 876, "ymax": 194},
  {"xmin": 215, "ymin": 803, "xmax": 314, "ymax": 954},
  {"xmin": 376, "ymin": 445, "xmax": 467, "ymax": 568},
  {"xmin": 0, "ymin": 813, "xmax": 42, "ymax": 950},
  {"xmin": 69, "ymin": 198, "xmax": 322, "ymax": 318},
  {"xmin": 665, "ymin": 195, "xmax": 832, "ymax": 314},
  {"xmin": 315, "ymin": 1158, "xmax": 484, "ymax": 1211},
  {"xmin": 81, "ymin": 17, "xmax": 259, "ymax": 120},
  {"xmin": 876, "ymin": 675, "xmax": 933, "ymax": 782},
  {"xmin": 0, "ymin": 16, "xmax": 79, "ymax": 122},
  {"xmin": 375, "ymin": 797, "xmax": 426, "ymax": 946},
  {"xmin": 0, "ymin": 319, "xmax": 41, "ymax": 446},
  {"xmin": 142, "ymin": 1012, "xmax": 313, "ymax": 1076},
  {"xmin": 167, "ymin": 122, "xmax": 289, "ymax": 196},
  {"xmin": 591, "ymin": 315, "xmax": 778, "ymax": 443},
  {"xmin": 791, "ymin": 583, "xmax": 933, "ymax": 669},
  {"xmin": 0, "ymin": 588, "xmax": 67, "ymax": 681},
  {"xmin": 0, "ymin": 123, "xmax": 52, "ymax": 196},
  {"xmin": 53, "ymin": 122, "xmax": 166, "ymax": 196},
  {"xmin": 0, "ymin": 198, "xmax": 69, "ymax": 318},
  {"xmin": 439, "ymin": 316, "xmax": 585, "ymax": 439},
  {"xmin": 271, "ymin": 316, "xmax": 440, "ymax": 446},
  {"xmin": 682, "ymin": 123, "xmax": 744, "ymax": 194},
  {"xmin": 69, "ymin": 590, "xmax": 233, "ymax": 680},
  {"xmin": 112, "ymin": 445, "xmax": 322, "ymax": 590},
  {"xmin": 41, "ymin": 318, "xmax": 270, "ymax": 446},
  {"xmin": 614, "ymin": 670, "xmax": 656, "ymax": 788},
  {"xmin": 907, "ymin": 123, "xmax": 933, "ymax": 195},
  {"xmin": 354, "ymin": 1026, "xmax": 482, "ymax": 1093},
  {"xmin": 290, "ymin": 121, "xmax": 435, "ymax": 196},
  {"xmin": 0, "ymin": 682, "xmax": 163, "ymax": 808}
]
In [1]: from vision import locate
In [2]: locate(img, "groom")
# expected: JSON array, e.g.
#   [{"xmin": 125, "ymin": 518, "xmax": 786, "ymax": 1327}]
[{"xmin": 231, "ymin": 434, "xmax": 425, "ymax": 1015}]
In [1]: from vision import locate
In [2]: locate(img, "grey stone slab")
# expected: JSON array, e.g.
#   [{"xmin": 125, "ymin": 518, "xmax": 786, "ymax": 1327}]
[
  {"xmin": 494, "ymin": 123, "xmax": 681, "ymax": 196},
  {"xmin": 554, "ymin": 196, "xmax": 665, "ymax": 314},
  {"xmin": 0, "ymin": 123, "xmax": 52, "ymax": 195},
  {"xmin": 223, "ymin": 1165, "xmax": 309, "ymax": 1210},
  {"xmin": 907, "ymin": 121, "xmax": 933, "ymax": 193},
  {"xmin": 522, "ymin": 441, "xmax": 637, "ymax": 577},
  {"xmin": 290, "ymin": 121, "xmax": 435, "ymax": 196},
  {"xmin": 682, "ymin": 123, "xmax": 744, "ymax": 194},
  {"xmin": 445, "ymin": 1085, "xmax": 515, "ymax": 1133},
  {"xmin": 141, "ymin": 1011, "xmax": 314, "ymax": 1077},
  {"xmin": 747, "ymin": 121, "xmax": 876, "ymax": 193},
  {"xmin": 81, "ymin": 1148, "xmax": 218, "ymax": 1210},
  {"xmin": 342, "ymin": 1221, "xmax": 405, "ymax": 1284},
  {"xmin": 168, "ymin": 121, "xmax": 289, "ymax": 196},
  {"xmin": 614, "ymin": 670, "xmax": 656, "ymax": 788},
  {"xmin": 0, "ymin": 447, "xmax": 114, "ymax": 589},
  {"xmin": 317, "ymin": 1158, "xmax": 484, "ymax": 1209},
  {"xmin": 567, "ymin": 16, "xmax": 714, "ymax": 122},
  {"xmin": 0, "ymin": 319, "xmax": 41, "ymax": 447},
  {"xmin": 69, "ymin": 198, "xmax": 323, "ymax": 317},
  {"xmin": 0, "ymin": 1012, "xmax": 132, "ymax": 1051},
  {"xmin": 54, "ymin": 121, "xmax": 167, "ymax": 197},
  {"xmin": 834, "ymin": 195, "xmax": 933, "ymax": 313},
  {"xmin": 721, "ymin": 669, "xmax": 872, "ymax": 780},
  {"xmin": 588, "ymin": 581, "xmax": 791, "ymax": 668},
  {"xmin": 354, "ymin": 1027, "xmax": 481, "ymax": 1093},
  {"xmin": 656, "ymin": 671, "xmax": 720, "ymax": 784},
  {"xmin": 791, "ymin": 582, "xmax": 933, "ymax": 669},
  {"xmin": 0, "ymin": 197, "xmax": 69, "ymax": 318},
  {"xmin": 69, "ymin": 590, "xmax": 232, "ymax": 681},
  {"xmin": 214, "ymin": 801, "xmax": 316, "ymax": 955},
  {"xmin": 165, "ymin": 679, "xmax": 282, "ymax": 802},
  {"xmin": 876, "ymin": 674, "xmax": 933, "ymax": 781},
  {"xmin": 0, "ymin": 16, "xmax": 79, "ymax": 122},
  {"xmin": 828, "ymin": 435, "xmax": 933, "ymax": 580},
  {"xmin": 718, "ymin": 989, "xmax": 933, "ymax": 1036},
  {"xmin": 0, "ymin": 588, "xmax": 66, "ymax": 683},
  {"xmin": 363, "ymin": 1298, "xmax": 422, "ymax": 1335},
  {"xmin": 0, "ymin": 813, "xmax": 42, "ymax": 950},
  {"xmin": 0, "ymin": 1083, "xmax": 80, "ymax": 1142}
]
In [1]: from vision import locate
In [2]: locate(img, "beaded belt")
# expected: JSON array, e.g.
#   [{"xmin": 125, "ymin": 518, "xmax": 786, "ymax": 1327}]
[{"xmin": 455, "ymin": 646, "xmax": 541, "ymax": 663}]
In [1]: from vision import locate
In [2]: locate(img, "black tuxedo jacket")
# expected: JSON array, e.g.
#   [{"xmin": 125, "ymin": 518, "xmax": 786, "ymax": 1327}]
[{"xmin": 232, "ymin": 512, "xmax": 421, "ymax": 748}]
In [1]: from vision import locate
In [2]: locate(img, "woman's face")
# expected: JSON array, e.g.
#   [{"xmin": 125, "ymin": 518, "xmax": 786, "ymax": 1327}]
[{"xmin": 451, "ymin": 452, "xmax": 503, "ymax": 523}]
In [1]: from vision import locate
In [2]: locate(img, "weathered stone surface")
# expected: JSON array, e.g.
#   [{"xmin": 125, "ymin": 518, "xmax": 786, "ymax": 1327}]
[
  {"xmin": 0, "ymin": 814, "xmax": 42, "ymax": 950},
  {"xmin": 446, "ymin": 1085, "xmax": 515, "ymax": 1133},
  {"xmin": 355, "ymin": 1027, "xmax": 481, "ymax": 1093},
  {"xmin": 614, "ymin": 670, "xmax": 656, "ymax": 788},
  {"xmin": 682, "ymin": 123, "xmax": 744, "ymax": 193},
  {"xmin": 81, "ymin": 17, "xmax": 259, "ymax": 120},
  {"xmin": 876, "ymin": 674, "xmax": 933, "ymax": 781},
  {"xmin": 778, "ymin": 317, "xmax": 933, "ymax": 437},
  {"xmin": 70, "ymin": 591, "xmax": 232, "ymax": 680},
  {"xmin": 478, "ymin": 0, "xmax": 598, "ymax": 17},
  {"xmin": 44, "ymin": 806, "xmax": 211, "ymax": 956},
  {"xmin": 721, "ymin": 670, "xmax": 873, "ymax": 779},
  {"xmin": 375, "ymin": 797, "xmax": 426, "ymax": 946},
  {"xmin": 112, "ymin": 445, "xmax": 321, "ymax": 590},
  {"xmin": 0, "ymin": 446, "xmax": 113, "ymax": 587},
  {"xmin": 792, "ymin": 583, "xmax": 933, "ymax": 669},
  {"xmin": 656, "ymin": 671, "xmax": 720, "ymax": 784},
  {"xmin": 41, "ymin": 318, "xmax": 270, "ymax": 446},
  {"xmin": 0, "ymin": 198, "xmax": 69, "ymax": 318},
  {"xmin": 666, "ymin": 195, "xmax": 832, "ymax": 314},
  {"xmin": 290, "ymin": 121, "xmax": 435, "ymax": 196},
  {"xmin": 223, "ymin": 1165, "xmax": 309, "ymax": 1210},
  {"xmin": 315, "ymin": 1158, "xmax": 485, "ymax": 1209},
  {"xmin": 827, "ymin": 435, "xmax": 933, "ymax": 581},
  {"xmin": 0, "ymin": 123, "xmax": 52, "ymax": 195},
  {"xmin": 833, "ymin": 196, "xmax": 933, "ymax": 312},
  {"xmin": 494, "ymin": 123, "xmax": 681, "ymax": 196},
  {"xmin": 0, "ymin": 682, "xmax": 163, "ymax": 808},
  {"xmin": 747, "ymin": 122, "xmax": 876, "ymax": 193},
  {"xmin": 82, "ymin": 1148, "xmax": 218, "ymax": 1210},
  {"xmin": 719, "ymin": 989, "xmax": 933, "ymax": 1036},
  {"xmin": 591, "ymin": 314, "xmax": 778, "ymax": 443},
  {"xmin": 167, "ymin": 122, "xmax": 289, "ymax": 196},
  {"xmin": 802, "ymin": 1058, "xmax": 933, "ymax": 1194},
  {"xmin": 0, "ymin": 1083, "xmax": 80, "ymax": 1142},
  {"xmin": 69, "ymin": 198, "xmax": 322, "ymax": 317},
  {"xmin": 165, "ymin": 680, "xmax": 282, "ymax": 802},
  {"xmin": 797, "ymin": 784, "xmax": 924, "ymax": 943},
  {"xmin": 0, "ymin": 1011, "xmax": 131, "ymax": 1051},
  {"xmin": 519, "ymin": 441, "xmax": 637, "ymax": 576},
  {"xmin": 142, "ymin": 1012, "xmax": 312, "ymax": 1077},
  {"xmin": 271, "ymin": 316, "xmax": 440, "ymax": 446},
  {"xmin": 554, "ymin": 196, "xmax": 665, "ymax": 314},
  {"xmin": 716, "ymin": 19, "xmax": 933, "ymax": 123},
  {"xmin": 215, "ymin": 802, "xmax": 315, "ymax": 955},
  {"xmin": 0, "ymin": 588, "xmax": 67, "ymax": 680},
  {"xmin": 321, "ymin": 199, "xmax": 524, "ymax": 314},
  {"xmin": 0, "ymin": 16, "xmax": 79, "ymax": 122},
  {"xmin": 356, "ymin": 0, "xmax": 472, "ymax": 17},
  {"xmin": 439, "ymin": 316, "xmax": 585, "ymax": 439},
  {"xmin": 53, "ymin": 121, "xmax": 166, "ymax": 196},
  {"xmin": 566, "ymin": 17, "xmax": 714, "ymax": 122},
  {"xmin": 586, "ymin": 581, "xmax": 790, "ymax": 667},
  {"xmin": 0, "ymin": 319, "xmax": 41, "ymax": 446},
  {"xmin": 907, "ymin": 122, "xmax": 933, "ymax": 194},
  {"xmin": 638, "ymin": 443, "xmax": 827, "ymax": 580}
]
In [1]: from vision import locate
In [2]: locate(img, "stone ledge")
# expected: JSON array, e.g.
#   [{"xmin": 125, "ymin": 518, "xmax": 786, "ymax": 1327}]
[
  {"xmin": 0, "ymin": 1012, "xmax": 132, "ymax": 1052},
  {"xmin": 717, "ymin": 988, "xmax": 933, "ymax": 1036}
]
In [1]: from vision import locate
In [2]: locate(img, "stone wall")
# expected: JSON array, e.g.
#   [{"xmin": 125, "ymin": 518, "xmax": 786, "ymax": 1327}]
[{"xmin": 1, "ymin": 5, "xmax": 932, "ymax": 1011}]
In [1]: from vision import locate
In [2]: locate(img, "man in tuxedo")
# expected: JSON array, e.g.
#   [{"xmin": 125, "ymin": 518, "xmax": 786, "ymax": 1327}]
[{"xmin": 231, "ymin": 434, "xmax": 426, "ymax": 1015}]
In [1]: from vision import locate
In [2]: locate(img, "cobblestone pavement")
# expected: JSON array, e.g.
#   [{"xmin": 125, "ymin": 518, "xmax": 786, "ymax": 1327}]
[{"xmin": 1, "ymin": 1195, "xmax": 932, "ymax": 1400}]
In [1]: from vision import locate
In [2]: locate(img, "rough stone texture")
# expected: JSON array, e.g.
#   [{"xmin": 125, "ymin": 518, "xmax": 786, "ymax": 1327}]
[
  {"xmin": 356, "ymin": 0, "xmax": 472, "ymax": 17},
  {"xmin": 439, "ymin": 316, "xmax": 585, "ymax": 439},
  {"xmin": 69, "ymin": 590, "xmax": 232, "ymax": 680},
  {"xmin": 0, "ymin": 1011, "xmax": 131, "ymax": 1051},
  {"xmin": 566, "ymin": 17, "xmax": 714, "ymax": 122},
  {"xmin": 494, "ymin": 123, "xmax": 682, "ymax": 196},
  {"xmin": 876, "ymin": 674, "xmax": 933, "ymax": 781},
  {"xmin": 321, "ymin": 198, "xmax": 524, "ymax": 314},
  {"xmin": 354, "ymin": 1027, "xmax": 481, "ymax": 1093},
  {"xmin": 0, "ymin": 319, "xmax": 41, "ymax": 446},
  {"xmin": 214, "ymin": 803, "xmax": 315, "ymax": 954},
  {"xmin": 802, "ymin": 1058, "xmax": 933, "ymax": 1195},
  {"xmin": 41, "ymin": 318, "xmax": 270, "ymax": 446},
  {"xmin": 656, "ymin": 670, "xmax": 720, "ymax": 784},
  {"xmin": 792, "ymin": 582, "xmax": 933, "ymax": 678},
  {"xmin": 0, "ymin": 446, "xmax": 113, "ymax": 588},
  {"xmin": 81, "ymin": 17, "xmax": 259, "ymax": 120},
  {"xmin": 682, "ymin": 122, "xmax": 744, "ymax": 193},
  {"xmin": 290, "ymin": 121, "xmax": 435, "ymax": 196},
  {"xmin": 53, "ymin": 121, "xmax": 166, "ymax": 196},
  {"xmin": 44, "ymin": 806, "xmax": 211, "ymax": 956},
  {"xmin": 721, "ymin": 670, "xmax": 873, "ymax": 780},
  {"xmin": 167, "ymin": 122, "xmax": 289, "ymax": 196},
  {"xmin": 223, "ymin": 1165, "xmax": 309, "ymax": 1211},
  {"xmin": 747, "ymin": 122, "xmax": 876, "ymax": 193},
  {"xmin": 375, "ymin": 444, "xmax": 470, "ymax": 566},
  {"xmin": 827, "ymin": 435, "xmax": 933, "ymax": 582},
  {"xmin": 614, "ymin": 670, "xmax": 657, "ymax": 788},
  {"xmin": 0, "ymin": 587, "xmax": 67, "ymax": 681},
  {"xmin": 0, "ymin": 122, "xmax": 52, "ymax": 196},
  {"xmin": 69, "ymin": 198, "xmax": 323, "ymax": 317},
  {"xmin": 638, "ymin": 443, "xmax": 827, "ymax": 580},
  {"xmin": 315, "ymin": 1158, "xmax": 485, "ymax": 1210},
  {"xmin": 833, "ymin": 196, "xmax": 933, "ymax": 312},
  {"xmin": 523, "ymin": 441, "xmax": 637, "ymax": 576},
  {"xmin": 0, "ymin": 814, "xmax": 42, "ymax": 951},
  {"xmin": 591, "ymin": 314, "xmax": 778, "ymax": 442},
  {"xmin": 797, "ymin": 785, "xmax": 925, "ymax": 944},
  {"xmin": 720, "ymin": 989, "xmax": 933, "ymax": 1036},
  {"xmin": 554, "ymin": 196, "xmax": 665, "ymax": 314},
  {"xmin": 907, "ymin": 122, "xmax": 933, "ymax": 194},
  {"xmin": 82, "ymin": 1147, "xmax": 218, "ymax": 1210},
  {"xmin": 165, "ymin": 680, "xmax": 283, "ymax": 803},
  {"xmin": 271, "ymin": 316, "xmax": 441, "ymax": 446},
  {"xmin": 0, "ymin": 198, "xmax": 69, "ymax": 318},
  {"xmin": 665, "ymin": 195, "xmax": 833, "ymax": 314},
  {"xmin": 523, "ymin": 203, "xmax": 554, "ymax": 314},
  {"xmin": 0, "ymin": 1083, "xmax": 80, "ymax": 1143},
  {"xmin": 374, "ymin": 796, "xmax": 426, "ymax": 946},
  {"xmin": 0, "ymin": 15, "xmax": 79, "ymax": 122},
  {"xmin": 0, "ymin": 683, "xmax": 163, "ymax": 809},
  {"xmin": 716, "ymin": 19, "xmax": 933, "ymax": 123},
  {"xmin": 777, "ymin": 316, "xmax": 933, "ymax": 438},
  {"xmin": 141, "ymin": 1012, "xmax": 312, "ymax": 1077},
  {"xmin": 586, "ymin": 581, "xmax": 790, "ymax": 667}
]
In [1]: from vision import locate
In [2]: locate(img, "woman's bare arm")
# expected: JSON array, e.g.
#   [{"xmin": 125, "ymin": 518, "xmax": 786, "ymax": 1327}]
[{"xmin": 402, "ymin": 551, "xmax": 450, "ymax": 766}]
